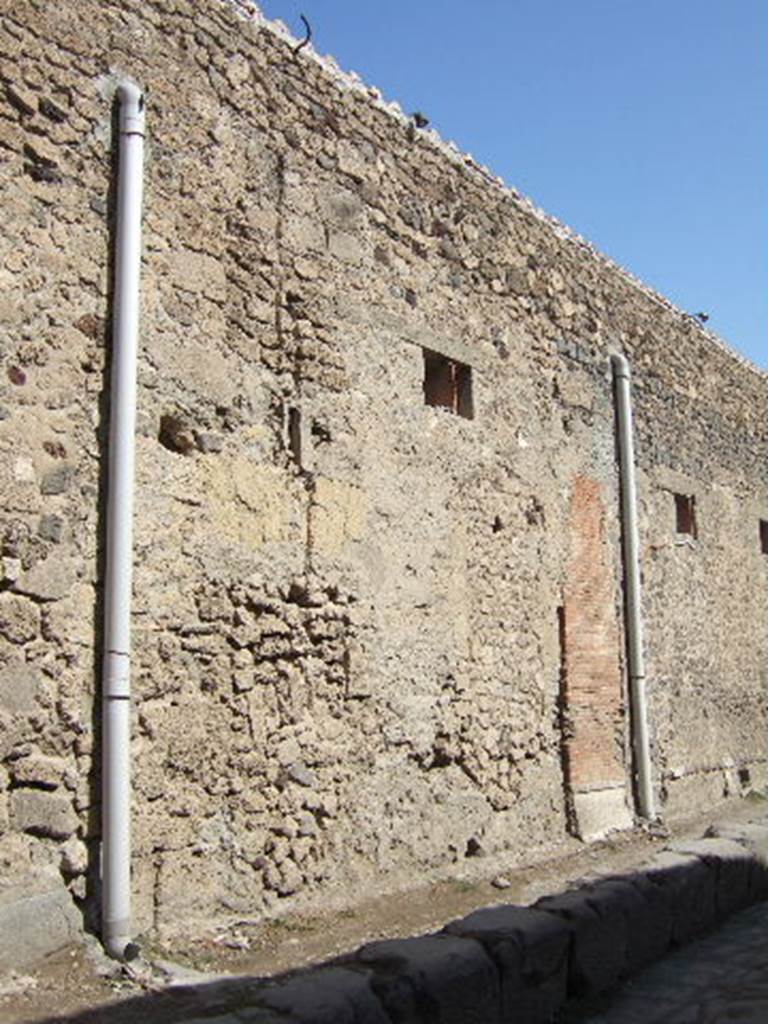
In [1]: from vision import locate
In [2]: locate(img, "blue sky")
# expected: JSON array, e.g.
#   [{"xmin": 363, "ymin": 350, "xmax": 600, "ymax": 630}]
[{"xmin": 257, "ymin": 0, "xmax": 766, "ymax": 369}]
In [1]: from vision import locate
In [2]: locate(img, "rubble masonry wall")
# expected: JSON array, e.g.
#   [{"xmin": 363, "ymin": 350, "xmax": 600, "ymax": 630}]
[{"xmin": 0, "ymin": 0, "xmax": 766, "ymax": 940}]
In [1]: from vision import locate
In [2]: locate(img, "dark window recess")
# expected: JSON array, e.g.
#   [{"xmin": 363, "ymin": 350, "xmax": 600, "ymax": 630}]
[
  {"xmin": 423, "ymin": 349, "xmax": 473, "ymax": 419},
  {"xmin": 674, "ymin": 493, "xmax": 697, "ymax": 538},
  {"xmin": 287, "ymin": 407, "xmax": 302, "ymax": 466},
  {"xmin": 760, "ymin": 520, "xmax": 768, "ymax": 555}
]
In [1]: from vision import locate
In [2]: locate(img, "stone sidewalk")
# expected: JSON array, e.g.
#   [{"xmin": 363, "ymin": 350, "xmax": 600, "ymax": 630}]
[
  {"xmin": 34, "ymin": 809, "xmax": 768, "ymax": 1024},
  {"xmin": 571, "ymin": 900, "xmax": 768, "ymax": 1024}
]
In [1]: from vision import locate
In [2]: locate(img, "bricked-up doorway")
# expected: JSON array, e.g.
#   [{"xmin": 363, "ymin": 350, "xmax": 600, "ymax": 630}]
[{"xmin": 560, "ymin": 475, "xmax": 632, "ymax": 839}]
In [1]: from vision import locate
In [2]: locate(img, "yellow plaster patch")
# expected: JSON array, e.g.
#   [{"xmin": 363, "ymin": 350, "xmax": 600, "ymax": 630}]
[
  {"xmin": 310, "ymin": 477, "xmax": 367, "ymax": 556},
  {"xmin": 204, "ymin": 458, "xmax": 294, "ymax": 547}
]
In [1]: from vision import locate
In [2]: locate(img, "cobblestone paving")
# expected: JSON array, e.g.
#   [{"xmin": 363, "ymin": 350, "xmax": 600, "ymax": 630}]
[{"xmin": 575, "ymin": 900, "xmax": 768, "ymax": 1023}]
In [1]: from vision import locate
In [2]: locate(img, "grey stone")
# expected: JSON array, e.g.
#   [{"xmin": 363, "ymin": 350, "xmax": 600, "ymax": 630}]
[
  {"xmin": 535, "ymin": 886, "xmax": 625, "ymax": 998},
  {"xmin": 505, "ymin": 267, "xmax": 529, "ymax": 295},
  {"xmin": 640, "ymin": 850, "xmax": 716, "ymax": 944},
  {"xmin": 233, "ymin": 669, "xmax": 255, "ymax": 693},
  {"xmin": 328, "ymin": 230, "xmax": 362, "ymax": 263},
  {"xmin": 195, "ymin": 431, "xmax": 225, "ymax": 453},
  {"xmin": 285, "ymin": 763, "xmax": 317, "ymax": 788},
  {"xmin": 40, "ymin": 465, "xmax": 74, "ymax": 494},
  {"xmin": 60, "ymin": 836, "xmax": 88, "ymax": 875},
  {"xmin": 670, "ymin": 837, "xmax": 753, "ymax": 919},
  {"xmin": 259, "ymin": 965, "xmax": 390, "ymax": 1024},
  {"xmin": 11, "ymin": 753, "xmax": 67, "ymax": 789},
  {"xmin": 1, "ymin": 557, "xmax": 21, "ymax": 582},
  {"xmin": 439, "ymin": 238, "xmax": 460, "ymax": 261},
  {"xmin": 174, "ymin": 1017, "xmax": 250, "ymax": 1024},
  {"xmin": 151, "ymin": 957, "xmax": 224, "ymax": 987},
  {"xmin": 584, "ymin": 876, "xmax": 670, "ymax": 975},
  {"xmin": 237, "ymin": 1013, "xmax": 289, "ymax": 1024},
  {"xmin": 0, "ymin": 880, "xmax": 81, "ymax": 969},
  {"xmin": 38, "ymin": 514, "xmax": 64, "ymax": 542},
  {"xmin": 358, "ymin": 933, "xmax": 501, "ymax": 1024},
  {"xmin": 11, "ymin": 788, "xmax": 79, "ymax": 839},
  {"xmin": 325, "ymin": 192, "xmax": 363, "ymax": 228},
  {"xmin": 706, "ymin": 822, "xmax": 768, "ymax": 898},
  {"xmin": 296, "ymin": 811, "xmax": 318, "ymax": 837},
  {"xmin": 445, "ymin": 904, "xmax": 568, "ymax": 1024},
  {"xmin": 0, "ymin": 789, "xmax": 8, "ymax": 833},
  {"xmin": 13, "ymin": 556, "xmax": 76, "ymax": 601},
  {"xmin": 620, "ymin": 872, "xmax": 675, "ymax": 966},
  {"xmin": 0, "ymin": 595, "xmax": 39, "ymax": 645},
  {"xmin": 39, "ymin": 97, "xmax": 67, "ymax": 123},
  {"xmin": 6, "ymin": 82, "xmax": 37, "ymax": 116}
]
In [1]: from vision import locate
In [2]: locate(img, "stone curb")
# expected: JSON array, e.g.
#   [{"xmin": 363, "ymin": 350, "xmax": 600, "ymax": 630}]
[
  {"xmin": 199, "ymin": 817, "xmax": 767, "ymax": 1024},
  {"xmin": 69, "ymin": 816, "xmax": 765, "ymax": 1024}
]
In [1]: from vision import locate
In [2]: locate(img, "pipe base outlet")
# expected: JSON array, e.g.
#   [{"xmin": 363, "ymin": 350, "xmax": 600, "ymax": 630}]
[{"xmin": 103, "ymin": 922, "xmax": 139, "ymax": 962}]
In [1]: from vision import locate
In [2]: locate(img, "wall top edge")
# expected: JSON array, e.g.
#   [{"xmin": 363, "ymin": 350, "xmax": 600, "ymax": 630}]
[{"xmin": 215, "ymin": 0, "xmax": 764, "ymax": 384}]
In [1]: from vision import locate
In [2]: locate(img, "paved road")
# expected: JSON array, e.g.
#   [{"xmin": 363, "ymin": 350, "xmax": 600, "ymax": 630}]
[{"xmin": 573, "ymin": 900, "xmax": 768, "ymax": 1023}]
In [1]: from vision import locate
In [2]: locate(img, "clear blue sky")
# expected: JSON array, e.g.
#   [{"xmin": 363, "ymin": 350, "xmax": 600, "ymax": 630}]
[{"xmin": 257, "ymin": 0, "xmax": 767, "ymax": 369}]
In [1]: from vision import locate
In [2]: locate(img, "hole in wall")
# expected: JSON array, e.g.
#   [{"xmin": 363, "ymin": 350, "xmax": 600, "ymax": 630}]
[
  {"xmin": 524, "ymin": 497, "xmax": 545, "ymax": 527},
  {"xmin": 158, "ymin": 414, "xmax": 195, "ymax": 455},
  {"xmin": 759, "ymin": 520, "xmax": 768, "ymax": 556},
  {"xmin": 287, "ymin": 406, "xmax": 302, "ymax": 466},
  {"xmin": 674, "ymin": 493, "xmax": 697, "ymax": 538},
  {"xmin": 311, "ymin": 419, "xmax": 331, "ymax": 444},
  {"xmin": 423, "ymin": 348, "xmax": 473, "ymax": 419}
]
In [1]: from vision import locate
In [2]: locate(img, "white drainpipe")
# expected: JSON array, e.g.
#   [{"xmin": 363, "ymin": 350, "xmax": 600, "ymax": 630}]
[
  {"xmin": 102, "ymin": 79, "xmax": 145, "ymax": 960},
  {"xmin": 611, "ymin": 353, "xmax": 657, "ymax": 821}
]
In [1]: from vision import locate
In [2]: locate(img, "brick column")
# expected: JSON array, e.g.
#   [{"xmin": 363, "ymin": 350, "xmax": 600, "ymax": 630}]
[{"xmin": 561, "ymin": 475, "xmax": 632, "ymax": 838}]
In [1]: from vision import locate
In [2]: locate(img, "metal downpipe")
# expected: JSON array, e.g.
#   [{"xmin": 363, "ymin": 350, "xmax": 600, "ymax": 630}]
[
  {"xmin": 611, "ymin": 353, "xmax": 657, "ymax": 821},
  {"xmin": 101, "ymin": 79, "xmax": 145, "ymax": 960}
]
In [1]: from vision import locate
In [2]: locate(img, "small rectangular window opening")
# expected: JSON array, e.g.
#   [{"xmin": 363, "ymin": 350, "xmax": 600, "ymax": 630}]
[
  {"xmin": 674, "ymin": 493, "xmax": 697, "ymax": 538},
  {"xmin": 759, "ymin": 520, "xmax": 768, "ymax": 556},
  {"xmin": 423, "ymin": 349, "xmax": 473, "ymax": 419},
  {"xmin": 287, "ymin": 406, "xmax": 303, "ymax": 467}
]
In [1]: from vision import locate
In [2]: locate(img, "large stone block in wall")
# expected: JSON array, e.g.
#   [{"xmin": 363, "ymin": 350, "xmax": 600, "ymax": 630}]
[
  {"xmin": 10, "ymin": 790, "xmax": 79, "ymax": 840},
  {"xmin": 13, "ymin": 556, "xmax": 78, "ymax": 602},
  {"xmin": 0, "ymin": 881, "xmax": 81, "ymax": 970},
  {"xmin": 0, "ymin": 595, "xmax": 39, "ymax": 645},
  {"xmin": 0, "ymin": 660, "xmax": 41, "ymax": 716}
]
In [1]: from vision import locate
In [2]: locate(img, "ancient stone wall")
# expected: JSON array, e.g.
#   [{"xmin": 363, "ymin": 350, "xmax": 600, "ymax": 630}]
[{"xmin": 1, "ymin": 0, "xmax": 766, "ymax": 942}]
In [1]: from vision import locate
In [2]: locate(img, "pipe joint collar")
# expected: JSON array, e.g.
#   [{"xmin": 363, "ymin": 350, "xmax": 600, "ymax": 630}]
[
  {"xmin": 610, "ymin": 352, "xmax": 630, "ymax": 378},
  {"xmin": 117, "ymin": 81, "xmax": 145, "ymax": 135}
]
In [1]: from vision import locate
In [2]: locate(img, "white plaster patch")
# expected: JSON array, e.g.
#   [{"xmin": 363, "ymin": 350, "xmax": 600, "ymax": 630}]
[{"xmin": 573, "ymin": 788, "xmax": 633, "ymax": 842}]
